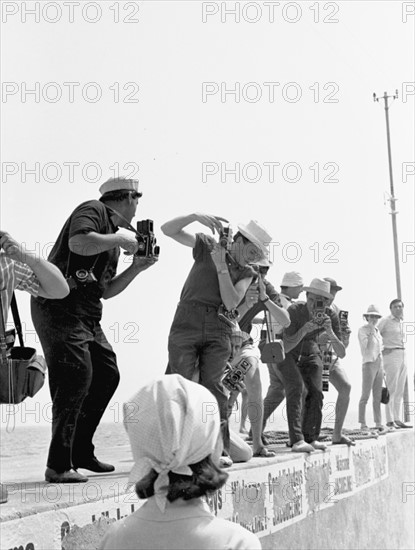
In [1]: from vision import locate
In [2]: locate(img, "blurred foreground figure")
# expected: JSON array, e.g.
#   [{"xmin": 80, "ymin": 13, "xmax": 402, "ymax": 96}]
[{"xmin": 99, "ymin": 375, "xmax": 261, "ymax": 550}]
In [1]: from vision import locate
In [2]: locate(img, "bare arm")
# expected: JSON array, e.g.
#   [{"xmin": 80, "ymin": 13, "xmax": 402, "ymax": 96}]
[
  {"xmin": 102, "ymin": 256, "xmax": 158, "ymax": 299},
  {"xmin": 161, "ymin": 213, "xmax": 228, "ymax": 248},
  {"xmin": 322, "ymin": 317, "xmax": 346, "ymax": 358},
  {"xmin": 68, "ymin": 231, "xmax": 139, "ymax": 256},
  {"xmin": 258, "ymin": 276, "xmax": 290, "ymax": 329},
  {"xmin": 210, "ymin": 244, "xmax": 253, "ymax": 310},
  {"xmin": 0, "ymin": 231, "xmax": 69, "ymax": 299}
]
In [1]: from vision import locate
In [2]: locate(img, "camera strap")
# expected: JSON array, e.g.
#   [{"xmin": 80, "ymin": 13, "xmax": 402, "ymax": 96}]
[
  {"xmin": 104, "ymin": 205, "xmax": 140, "ymax": 237},
  {"xmin": 65, "ymin": 251, "xmax": 100, "ymax": 279}
]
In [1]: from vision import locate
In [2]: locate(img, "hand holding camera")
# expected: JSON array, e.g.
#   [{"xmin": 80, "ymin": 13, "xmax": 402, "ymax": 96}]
[{"xmin": 118, "ymin": 231, "xmax": 140, "ymax": 255}]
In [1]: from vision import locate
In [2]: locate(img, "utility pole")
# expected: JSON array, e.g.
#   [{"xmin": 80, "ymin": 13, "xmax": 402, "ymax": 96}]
[
  {"xmin": 373, "ymin": 90, "xmax": 401, "ymax": 299},
  {"xmin": 373, "ymin": 90, "xmax": 409, "ymax": 422}
]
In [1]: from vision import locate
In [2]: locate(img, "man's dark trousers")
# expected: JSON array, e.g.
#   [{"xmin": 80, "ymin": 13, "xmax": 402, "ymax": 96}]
[
  {"xmin": 168, "ymin": 301, "xmax": 232, "ymax": 449},
  {"xmin": 277, "ymin": 352, "xmax": 324, "ymax": 444},
  {"xmin": 31, "ymin": 299, "xmax": 120, "ymax": 472}
]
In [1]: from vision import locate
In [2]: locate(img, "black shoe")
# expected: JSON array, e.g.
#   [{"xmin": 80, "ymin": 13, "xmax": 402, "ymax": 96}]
[
  {"xmin": 45, "ymin": 468, "xmax": 88, "ymax": 483},
  {"xmin": 394, "ymin": 420, "xmax": 413, "ymax": 429},
  {"xmin": 73, "ymin": 457, "xmax": 115, "ymax": 473}
]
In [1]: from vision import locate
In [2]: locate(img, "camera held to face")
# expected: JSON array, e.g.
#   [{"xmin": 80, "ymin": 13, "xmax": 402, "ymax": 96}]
[
  {"xmin": 66, "ymin": 269, "xmax": 97, "ymax": 291},
  {"xmin": 219, "ymin": 226, "xmax": 233, "ymax": 250},
  {"xmin": 313, "ymin": 299, "xmax": 328, "ymax": 325},
  {"xmin": 135, "ymin": 220, "xmax": 160, "ymax": 258}
]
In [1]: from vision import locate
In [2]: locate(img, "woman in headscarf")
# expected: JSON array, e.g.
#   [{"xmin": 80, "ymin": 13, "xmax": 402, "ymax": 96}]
[{"xmin": 99, "ymin": 374, "xmax": 261, "ymax": 550}]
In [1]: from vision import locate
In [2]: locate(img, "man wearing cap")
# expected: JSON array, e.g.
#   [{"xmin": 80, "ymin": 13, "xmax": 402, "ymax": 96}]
[
  {"xmin": 281, "ymin": 278, "xmax": 345, "ymax": 452},
  {"xmin": 162, "ymin": 215, "xmax": 272, "ymax": 458},
  {"xmin": 260, "ymin": 271, "xmax": 304, "ymax": 437},
  {"xmin": 378, "ymin": 299, "xmax": 412, "ymax": 429},
  {"xmin": 319, "ymin": 277, "xmax": 354, "ymax": 446},
  {"xmin": 31, "ymin": 177, "xmax": 158, "ymax": 483}
]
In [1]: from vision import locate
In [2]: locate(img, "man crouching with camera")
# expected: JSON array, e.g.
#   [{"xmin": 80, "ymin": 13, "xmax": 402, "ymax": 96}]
[
  {"xmin": 281, "ymin": 278, "xmax": 345, "ymax": 453},
  {"xmin": 31, "ymin": 177, "xmax": 158, "ymax": 483}
]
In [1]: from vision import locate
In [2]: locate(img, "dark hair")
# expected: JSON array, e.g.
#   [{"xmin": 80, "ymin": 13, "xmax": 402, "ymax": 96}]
[
  {"xmin": 135, "ymin": 455, "xmax": 228, "ymax": 503},
  {"xmin": 390, "ymin": 299, "xmax": 404, "ymax": 309},
  {"xmin": 233, "ymin": 231, "xmax": 250, "ymax": 244},
  {"xmin": 100, "ymin": 190, "xmax": 141, "ymax": 203}
]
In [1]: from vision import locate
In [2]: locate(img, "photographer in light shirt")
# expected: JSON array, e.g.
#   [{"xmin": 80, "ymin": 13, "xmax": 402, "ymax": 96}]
[
  {"xmin": 357, "ymin": 305, "xmax": 389, "ymax": 435},
  {"xmin": 378, "ymin": 299, "xmax": 412, "ymax": 429}
]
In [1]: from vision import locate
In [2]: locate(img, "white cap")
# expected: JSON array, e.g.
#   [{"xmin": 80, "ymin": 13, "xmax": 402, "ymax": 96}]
[
  {"xmin": 99, "ymin": 177, "xmax": 141, "ymax": 196},
  {"xmin": 281, "ymin": 271, "xmax": 304, "ymax": 287}
]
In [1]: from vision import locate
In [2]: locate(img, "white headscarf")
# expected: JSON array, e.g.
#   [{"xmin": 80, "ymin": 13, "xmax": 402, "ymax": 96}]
[{"xmin": 123, "ymin": 374, "xmax": 223, "ymax": 512}]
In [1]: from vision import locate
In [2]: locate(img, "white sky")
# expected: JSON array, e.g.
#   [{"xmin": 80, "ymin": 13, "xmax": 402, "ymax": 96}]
[{"xmin": 1, "ymin": 0, "xmax": 414, "ymax": 429}]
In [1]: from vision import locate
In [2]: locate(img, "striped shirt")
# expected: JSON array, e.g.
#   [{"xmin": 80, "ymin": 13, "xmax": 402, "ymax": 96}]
[{"xmin": 0, "ymin": 253, "xmax": 39, "ymax": 323}]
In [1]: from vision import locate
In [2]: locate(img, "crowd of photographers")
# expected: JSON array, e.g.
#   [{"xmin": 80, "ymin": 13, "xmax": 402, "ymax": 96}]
[{"xmin": 1, "ymin": 177, "xmax": 411, "ymax": 491}]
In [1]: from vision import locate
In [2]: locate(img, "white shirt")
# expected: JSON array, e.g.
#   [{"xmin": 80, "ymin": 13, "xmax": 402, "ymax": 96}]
[
  {"xmin": 377, "ymin": 315, "xmax": 405, "ymax": 349},
  {"xmin": 358, "ymin": 324, "xmax": 383, "ymax": 363}
]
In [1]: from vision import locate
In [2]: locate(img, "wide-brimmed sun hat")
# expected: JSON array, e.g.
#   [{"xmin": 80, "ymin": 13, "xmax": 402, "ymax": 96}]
[
  {"xmin": 363, "ymin": 304, "xmax": 382, "ymax": 318},
  {"xmin": 323, "ymin": 277, "xmax": 342, "ymax": 292},
  {"xmin": 303, "ymin": 278, "xmax": 333, "ymax": 299},
  {"xmin": 237, "ymin": 220, "xmax": 272, "ymax": 259}
]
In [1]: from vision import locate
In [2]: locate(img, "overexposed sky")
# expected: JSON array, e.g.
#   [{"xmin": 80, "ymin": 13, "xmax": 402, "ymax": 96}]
[{"xmin": 1, "ymin": 0, "xmax": 414, "ymax": 428}]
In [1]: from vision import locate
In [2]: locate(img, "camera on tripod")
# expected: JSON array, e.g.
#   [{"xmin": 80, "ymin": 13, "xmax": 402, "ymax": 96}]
[
  {"xmin": 66, "ymin": 269, "xmax": 97, "ymax": 291},
  {"xmin": 313, "ymin": 299, "xmax": 328, "ymax": 325},
  {"xmin": 135, "ymin": 220, "xmax": 160, "ymax": 258},
  {"xmin": 222, "ymin": 358, "xmax": 252, "ymax": 392},
  {"xmin": 321, "ymin": 349, "xmax": 332, "ymax": 391}
]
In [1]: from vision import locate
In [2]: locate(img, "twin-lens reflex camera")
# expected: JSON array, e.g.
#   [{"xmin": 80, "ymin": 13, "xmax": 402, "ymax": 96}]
[
  {"xmin": 135, "ymin": 220, "xmax": 160, "ymax": 258},
  {"xmin": 222, "ymin": 357, "xmax": 252, "ymax": 392}
]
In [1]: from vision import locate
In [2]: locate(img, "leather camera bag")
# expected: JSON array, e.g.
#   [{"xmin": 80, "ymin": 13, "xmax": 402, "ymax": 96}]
[{"xmin": 0, "ymin": 293, "xmax": 46, "ymax": 404}]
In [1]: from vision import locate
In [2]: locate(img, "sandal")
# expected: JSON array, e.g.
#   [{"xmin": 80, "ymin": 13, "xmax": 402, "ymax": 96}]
[
  {"xmin": 253, "ymin": 447, "xmax": 276, "ymax": 458},
  {"xmin": 331, "ymin": 435, "xmax": 356, "ymax": 446}
]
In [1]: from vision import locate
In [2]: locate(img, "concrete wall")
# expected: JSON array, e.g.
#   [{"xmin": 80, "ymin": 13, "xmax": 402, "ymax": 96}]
[{"xmin": 261, "ymin": 432, "xmax": 414, "ymax": 550}]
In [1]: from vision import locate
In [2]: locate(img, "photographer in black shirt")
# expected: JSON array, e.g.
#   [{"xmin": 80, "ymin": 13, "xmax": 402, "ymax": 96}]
[{"xmin": 31, "ymin": 177, "xmax": 158, "ymax": 483}]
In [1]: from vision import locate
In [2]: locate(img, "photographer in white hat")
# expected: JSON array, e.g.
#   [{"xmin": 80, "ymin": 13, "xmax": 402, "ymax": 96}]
[
  {"xmin": 162, "ymin": 215, "xmax": 272, "ymax": 464},
  {"xmin": 31, "ymin": 177, "xmax": 158, "ymax": 483},
  {"xmin": 281, "ymin": 278, "xmax": 345, "ymax": 452}
]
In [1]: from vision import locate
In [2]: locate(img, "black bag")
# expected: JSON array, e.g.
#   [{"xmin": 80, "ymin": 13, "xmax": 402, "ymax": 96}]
[
  {"xmin": 0, "ymin": 293, "xmax": 46, "ymax": 405},
  {"xmin": 259, "ymin": 311, "xmax": 285, "ymax": 364},
  {"xmin": 381, "ymin": 385, "xmax": 390, "ymax": 405}
]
